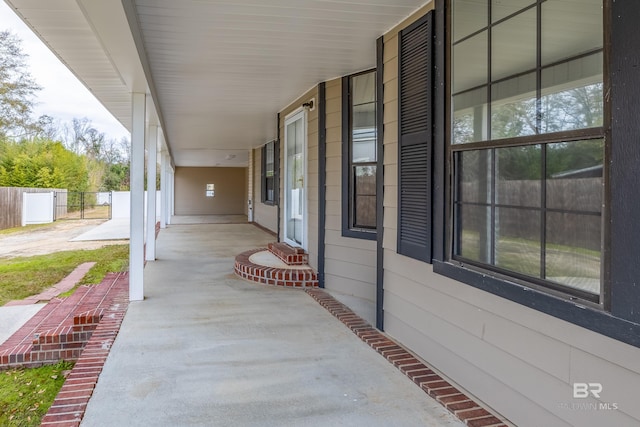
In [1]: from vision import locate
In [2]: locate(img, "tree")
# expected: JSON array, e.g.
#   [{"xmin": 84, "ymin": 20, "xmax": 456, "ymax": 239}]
[
  {"xmin": 0, "ymin": 139, "xmax": 88, "ymax": 191},
  {"xmin": 0, "ymin": 30, "xmax": 42, "ymax": 139}
]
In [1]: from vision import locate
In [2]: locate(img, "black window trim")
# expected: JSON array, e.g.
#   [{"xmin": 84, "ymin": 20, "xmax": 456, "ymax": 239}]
[
  {"xmin": 429, "ymin": 0, "xmax": 640, "ymax": 349},
  {"xmin": 342, "ymin": 68, "xmax": 378, "ymax": 241},
  {"xmin": 447, "ymin": 0, "xmax": 606, "ymax": 304},
  {"xmin": 261, "ymin": 140, "xmax": 278, "ymax": 206}
]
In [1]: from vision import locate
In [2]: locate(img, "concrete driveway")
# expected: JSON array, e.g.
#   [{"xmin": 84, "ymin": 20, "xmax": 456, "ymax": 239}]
[
  {"xmin": 0, "ymin": 219, "xmax": 127, "ymax": 259},
  {"xmin": 81, "ymin": 223, "xmax": 464, "ymax": 426}
]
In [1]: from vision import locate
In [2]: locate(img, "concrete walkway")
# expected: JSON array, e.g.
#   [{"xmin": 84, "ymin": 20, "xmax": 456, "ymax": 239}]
[
  {"xmin": 70, "ymin": 217, "xmax": 131, "ymax": 241},
  {"xmin": 0, "ymin": 304, "xmax": 45, "ymax": 345},
  {"xmin": 81, "ymin": 223, "xmax": 464, "ymax": 427}
]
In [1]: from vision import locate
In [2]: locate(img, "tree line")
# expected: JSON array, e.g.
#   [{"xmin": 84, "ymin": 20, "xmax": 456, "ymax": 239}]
[{"xmin": 0, "ymin": 30, "xmax": 130, "ymax": 192}]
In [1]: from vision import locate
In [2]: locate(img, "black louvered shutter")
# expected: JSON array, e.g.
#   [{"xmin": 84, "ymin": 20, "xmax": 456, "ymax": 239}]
[{"xmin": 397, "ymin": 11, "xmax": 433, "ymax": 263}]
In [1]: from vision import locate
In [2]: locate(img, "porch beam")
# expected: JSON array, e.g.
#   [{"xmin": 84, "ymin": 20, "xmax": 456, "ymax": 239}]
[{"xmin": 130, "ymin": 92, "xmax": 146, "ymax": 301}]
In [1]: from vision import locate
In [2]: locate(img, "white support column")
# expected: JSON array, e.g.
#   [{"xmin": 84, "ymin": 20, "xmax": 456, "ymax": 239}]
[
  {"xmin": 130, "ymin": 92, "xmax": 146, "ymax": 301},
  {"xmin": 146, "ymin": 125, "xmax": 158, "ymax": 261},
  {"xmin": 160, "ymin": 151, "xmax": 167, "ymax": 229},
  {"xmin": 169, "ymin": 168, "xmax": 175, "ymax": 219}
]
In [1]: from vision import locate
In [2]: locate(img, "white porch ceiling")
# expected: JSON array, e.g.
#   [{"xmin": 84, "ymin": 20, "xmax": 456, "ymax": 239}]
[{"xmin": 5, "ymin": 0, "xmax": 430, "ymax": 167}]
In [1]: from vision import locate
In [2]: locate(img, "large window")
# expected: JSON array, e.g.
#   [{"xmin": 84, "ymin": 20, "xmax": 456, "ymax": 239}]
[
  {"xmin": 343, "ymin": 70, "xmax": 377, "ymax": 238},
  {"xmin": 261, "ymin": 140, "xmax": 276, "ymax": 205},
  {"xmin": 450, "ymin": 0, "xmax": 604, "ymax": 301}
]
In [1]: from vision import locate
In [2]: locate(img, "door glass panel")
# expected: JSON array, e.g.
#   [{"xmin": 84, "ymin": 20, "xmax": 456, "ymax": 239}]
[{"xmin": 285, "ymin": 115, "xmax": 304, "ymax": 246}]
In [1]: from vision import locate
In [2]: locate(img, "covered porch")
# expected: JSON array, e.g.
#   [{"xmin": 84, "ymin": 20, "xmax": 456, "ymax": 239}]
[{"xmin": 75, "ymin": 220, "xmax": 466, "ymax": 426}]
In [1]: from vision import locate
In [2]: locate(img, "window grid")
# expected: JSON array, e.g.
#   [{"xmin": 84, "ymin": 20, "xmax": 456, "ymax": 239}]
[
  {"xmin": 450, "ymin": 0, "xmax": 605, "ymax": 302},
  {"xmin": 261, "ymin": 141, "xmax": 276, "ymax": 205},
  {"xmin": 343, "ymin": 69, "xmax": 377, "ymax": 236}
]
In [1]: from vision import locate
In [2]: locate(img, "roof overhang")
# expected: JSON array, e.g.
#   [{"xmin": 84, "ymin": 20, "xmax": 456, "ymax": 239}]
[{"xmin": 4, "ymin": 0, "xmax": 431, "ymax": 167}]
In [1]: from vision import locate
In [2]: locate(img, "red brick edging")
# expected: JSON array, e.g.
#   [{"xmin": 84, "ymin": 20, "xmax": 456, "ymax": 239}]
[
  {"xmin": 305, "ymin": 289, "xmax": 509, "ymax": 427},
  {"xmin": 234, "ymin": 248, "xmax": 318, "ymax": 288},
  {"xmin": 40, "ymin": 272, "xmax": 129, "ymax": 427}
]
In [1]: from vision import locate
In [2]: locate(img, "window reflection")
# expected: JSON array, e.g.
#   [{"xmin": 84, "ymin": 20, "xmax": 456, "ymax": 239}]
[
  {"xmin": 454, "ymin": 140, "xmax": 603, "ymax": 294},
  {"xmin": 349, "ymin": 71, "xmax": 377, "ymax": 230}
]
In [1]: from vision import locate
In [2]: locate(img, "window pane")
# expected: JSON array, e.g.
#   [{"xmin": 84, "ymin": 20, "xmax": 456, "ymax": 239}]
[
  {"xmin": 496, "ymin": 145, "xmax": 541, "ymax": 207},
  {"xmin": 352, "ymin": 103, "xmax": 376, "ymax": 162},
  {"xmin": 541, "ymin": 53, "xmax": 603, "ymax": 133},
  {"xmin": 541, "ymin": 0, "xmax": 602, "ymax": 66},
  {"xmin": 265, "ymin": 142, "xmax": 274, "ymax": 176},
  {"xmin": 546, "ymin": 139, "xmax": 603, "ymax": 212},
  {"xmin": 491, "ymin": 8, "xmax": 536, "ymax": 80},
  {"xmin": 492, "ymin": 0, "xmax": 535, "ymax": 23},
  {"xmin": 491, "ymin": 72, "xmax": 537, "ymax": 139},
  {"xmin": 456, "ymin": 204, "xmax": 491, "ymax": 264},
  {"xmin": 352, "ymin": 72, "xmax": 376, "ymax": 105},
  {"xmin": 546, "ymin": 212, "xmax": 601, "ymax": 294},
  {"xmin": 453, "ymin": 31, "xmax": 488, "ymax": 92},
  {"xmin": 452, "ymin": 0, "xmax": 487, "ymax": 42},
  {"xmin": 457, "ymin": 150, "xmax": 492, "ymax": 204},
  {"xmin": 352, "ymin": 71, "xmax": 376, "ymax": 164},
  {"xmin": 354, "ymin": 165, "xmax": 376, "ymax": 228},
  {"xmin": 453, "ymin": 87, "xmax": 488, "ymax": 144},
  {"xmin": 266, "ymin": 177, "xmax": 274, "ymax": 202},
  {"xmin": 495, "ymin": 207, "xmax": 541, "ymax": 277}
]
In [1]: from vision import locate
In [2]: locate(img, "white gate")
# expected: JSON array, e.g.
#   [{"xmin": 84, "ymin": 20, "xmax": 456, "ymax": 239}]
[{"xmin": 22, "ymin": 192, "xmax": 55, "ymax": 226}]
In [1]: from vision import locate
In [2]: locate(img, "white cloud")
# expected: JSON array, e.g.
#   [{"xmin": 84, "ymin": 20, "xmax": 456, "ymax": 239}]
[{"xmin": 0, "ymin": 1, "xmax": 129, "ymax": 141}]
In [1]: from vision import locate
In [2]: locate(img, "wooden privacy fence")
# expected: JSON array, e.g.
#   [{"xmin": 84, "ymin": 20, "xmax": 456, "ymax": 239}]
[{"xmin": 0, "ymin": 187, "xmax": 67, "ymax": 230}]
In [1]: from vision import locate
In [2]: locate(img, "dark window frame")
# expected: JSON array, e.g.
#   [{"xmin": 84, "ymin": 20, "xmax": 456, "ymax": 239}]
[
  {"xmin": 261, "ymin": 140, "xmax": 278, "ymax": 205},
  {"xmin": 342, "ymin": 69, "xmax": 378, "ymax": 241},
  {"xmin": 428, "ymin": 0, "xmax": 640, "ymax": 348},
  {"xmin": 448, "ymin": 0, "xmax": 606, "ymax": 304}
]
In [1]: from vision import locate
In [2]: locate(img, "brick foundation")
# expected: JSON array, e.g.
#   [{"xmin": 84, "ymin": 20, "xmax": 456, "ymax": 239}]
[
  {"xmin": 0, "ymin": 272, "xmax": 128, "ymax": 370},
  {"xmin": 305, "ymin": 289, "xmax": 509, "ymax": 427},
  {"xmin": 40, "ymin": 272, "xmax": 129, "ymax": 427},
  {"xmin": 267, "ymin": 242, "xmax": 309, "ymax": 265}
]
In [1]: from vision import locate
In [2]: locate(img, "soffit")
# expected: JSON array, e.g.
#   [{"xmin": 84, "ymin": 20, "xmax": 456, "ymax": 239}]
[{"xmin": 6, "ymin": 0, "xmax": 431, "ymax": 166}]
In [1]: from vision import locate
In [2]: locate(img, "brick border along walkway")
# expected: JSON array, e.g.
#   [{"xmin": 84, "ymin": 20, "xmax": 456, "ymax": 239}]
[
  {"xmin": 306, "ymin": 289, "xmax": 510, "ymax": 427},
  {"xmin": 40, "ymin": 272, "xmax": 129, "ymax": 427}
]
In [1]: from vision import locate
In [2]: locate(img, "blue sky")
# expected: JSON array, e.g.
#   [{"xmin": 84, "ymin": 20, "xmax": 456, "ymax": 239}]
[{"xmin": 0, "ymin": 1, "xmax": 129, "ymax": 142}]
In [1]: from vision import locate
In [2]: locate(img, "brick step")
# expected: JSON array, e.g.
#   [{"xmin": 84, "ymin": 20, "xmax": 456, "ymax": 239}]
[
  {"xmin": 32, "ymin": 286, "xmax": 94, "ymax": 337},
  {"xmin": 235, "ymin": 248, "xmax": 318, "ymax": 288},
  {"xmin": 268, "ymin": 242, "xmax": 309, "ymax": 265},
  {"xmin": 0, "ymin": 272, "xmax": 129, "ymax": 369}
]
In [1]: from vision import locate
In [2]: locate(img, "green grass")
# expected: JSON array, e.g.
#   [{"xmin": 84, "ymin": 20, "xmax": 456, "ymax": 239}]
[
  {"xmin": 0, "ymin": 245, "xmax": 129, "ymax": 306},
  {"xmin": 0, "ymin": 361, "xmax": 74, "ymax": 426},
  {"xmin": 459, "ymin": 231, "xmax": 601, "ymax": 280}
]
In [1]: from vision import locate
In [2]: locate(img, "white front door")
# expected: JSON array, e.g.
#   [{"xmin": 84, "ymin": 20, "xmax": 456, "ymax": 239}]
[{"xmin": 283, "ymin": 109, "xmax": 307, "ymax": 249}]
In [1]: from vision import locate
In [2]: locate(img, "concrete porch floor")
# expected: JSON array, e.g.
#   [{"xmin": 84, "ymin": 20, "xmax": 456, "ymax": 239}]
[{"xmin": 81, "ymin": 223, "xmax": 464, "ymax": 426}]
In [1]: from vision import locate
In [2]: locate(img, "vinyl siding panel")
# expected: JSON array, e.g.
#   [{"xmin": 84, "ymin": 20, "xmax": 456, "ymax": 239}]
[
  {"xmin": 380, "ymin": 2, "xmax": 640, "ymax": 426},
  {"xmin": 321, "ymin": 77, "xmax": 377, "ymax": 322}
]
